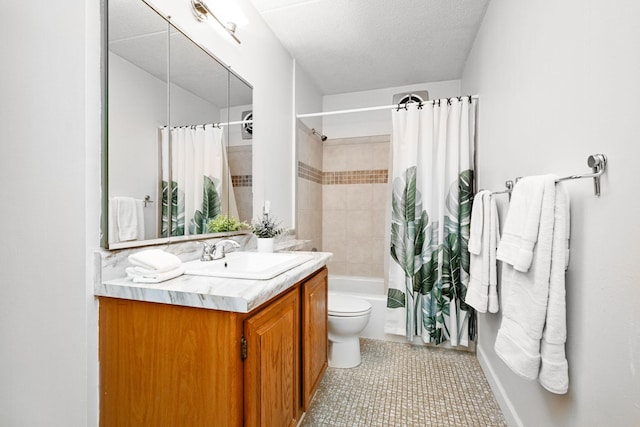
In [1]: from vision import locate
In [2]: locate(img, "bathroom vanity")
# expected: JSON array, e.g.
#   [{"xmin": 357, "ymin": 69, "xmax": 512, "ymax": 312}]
[{"xmin": 96, "ymin": 252, "xmax": 330, "ymax": 426}]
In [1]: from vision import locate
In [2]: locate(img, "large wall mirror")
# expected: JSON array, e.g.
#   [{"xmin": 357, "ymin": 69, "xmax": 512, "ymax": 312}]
[{"xmin": 105, "ymin": 0, "xmax": 253, "ymax": 249}]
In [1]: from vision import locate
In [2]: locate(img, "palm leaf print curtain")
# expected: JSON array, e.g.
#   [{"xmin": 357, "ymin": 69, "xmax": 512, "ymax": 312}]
[
  {"xmin": 385, "ymin": 97, "xmax": 476, "ymax": 346},
  {"xmin": 161, "ymin": 125, "xmax": 239, "ymax": 237}
]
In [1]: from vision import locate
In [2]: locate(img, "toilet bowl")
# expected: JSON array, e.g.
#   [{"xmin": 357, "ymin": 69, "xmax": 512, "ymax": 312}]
[{"xmin": 327, "ymin": 293, "xmax": 372, "ymax": 368}]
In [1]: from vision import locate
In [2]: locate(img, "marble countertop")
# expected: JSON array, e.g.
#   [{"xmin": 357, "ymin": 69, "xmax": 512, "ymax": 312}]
[{"xmin": 94, "ymin": 251, "xmax": 332, "ymax": 313}]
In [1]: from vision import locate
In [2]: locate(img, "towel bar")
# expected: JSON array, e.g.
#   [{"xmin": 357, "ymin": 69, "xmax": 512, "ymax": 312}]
[
  {"xmin": 555, "ymin": 154, "xmax": 607, "ymax": 196},
  {"xmin": 495, "ymin": 153, "xmax": 608, "ymax": 198}
]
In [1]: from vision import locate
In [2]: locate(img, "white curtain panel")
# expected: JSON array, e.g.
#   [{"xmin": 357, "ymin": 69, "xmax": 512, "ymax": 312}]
[
  {"xmin": 385, "ymin": 98, "xmax": 476, "ymax": 346},
  {"xmin": 161, "ymin": 125, "xmax": 239, "ymax": 237}
]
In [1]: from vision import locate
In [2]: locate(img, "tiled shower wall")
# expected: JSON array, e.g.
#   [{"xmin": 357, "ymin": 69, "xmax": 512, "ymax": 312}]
[
  {"xmin": 322, "ymin": 135, "xmax": 390, "ymax": 278},
  {"xmin": 296, "ymin": 123, "xmax": 323, "ymax": 251},
  {"xmin": 228, "ymin": 145, "xmax": 253, "ymax": 223}
]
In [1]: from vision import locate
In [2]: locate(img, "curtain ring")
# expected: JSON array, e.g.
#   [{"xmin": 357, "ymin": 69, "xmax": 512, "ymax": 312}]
[
  {"xmin": 447, "ymin": 98, "xmax": 452, "ymax": 106},
  {"xmin": 417, "ymin": 101, "xmax": 423, "ymax": 110}
]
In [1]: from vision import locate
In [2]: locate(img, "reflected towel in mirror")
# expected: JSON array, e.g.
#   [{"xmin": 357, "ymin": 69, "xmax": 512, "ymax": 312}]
[{"xmin": 109, "ymin": 197, "xmax": 144, "ymax": 243}]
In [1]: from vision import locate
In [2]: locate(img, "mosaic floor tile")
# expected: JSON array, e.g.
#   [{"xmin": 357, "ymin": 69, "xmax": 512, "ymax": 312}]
[{"xmin": 301, "ymin": 338, "xmax": 506, "ymax": 427}]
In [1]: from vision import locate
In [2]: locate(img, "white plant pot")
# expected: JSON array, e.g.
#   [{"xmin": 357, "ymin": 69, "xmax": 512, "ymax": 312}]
[{"xmin": 256, "ymin": 237, "xmax": 275, "ymax": 253}]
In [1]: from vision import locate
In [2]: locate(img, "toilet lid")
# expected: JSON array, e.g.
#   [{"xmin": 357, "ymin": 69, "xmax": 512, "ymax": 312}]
[{"xmin": 328, "ymin": 294, "xmax": 372, "ymax": 317}]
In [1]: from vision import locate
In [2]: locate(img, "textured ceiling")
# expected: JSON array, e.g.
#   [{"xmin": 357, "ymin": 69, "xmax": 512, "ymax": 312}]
[
  {"xmin": 108, "ymin": 0, "xmax": 252, "ymax": 108},
  {"xmin": 249, "ymin": 0, "xmax": 490, "ymax": 94}
]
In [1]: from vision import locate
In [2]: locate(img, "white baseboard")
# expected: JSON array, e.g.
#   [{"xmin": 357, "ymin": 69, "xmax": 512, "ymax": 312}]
[{"xmin": 477, "ymin": 345, "xmax": 523, "ymax": 427}]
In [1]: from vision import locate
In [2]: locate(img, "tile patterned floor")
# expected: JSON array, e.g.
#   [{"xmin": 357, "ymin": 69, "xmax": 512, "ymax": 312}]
[{"xmin": 301, "ymin": 338, "xmax": 507, "ymax": 427}]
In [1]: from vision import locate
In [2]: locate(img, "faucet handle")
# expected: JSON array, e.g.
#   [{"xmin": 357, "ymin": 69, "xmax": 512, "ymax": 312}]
[{"xmin": 200, "ymin": 241, "xmax": 214, "ymax": 261}]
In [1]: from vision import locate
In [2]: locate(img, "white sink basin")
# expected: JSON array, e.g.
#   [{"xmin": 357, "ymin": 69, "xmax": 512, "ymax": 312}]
[{"xmin": 183, "ymin": 252, "xmax": 314, "ymax": 280}]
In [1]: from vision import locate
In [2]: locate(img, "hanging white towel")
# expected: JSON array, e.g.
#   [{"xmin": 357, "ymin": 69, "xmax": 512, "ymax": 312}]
[
  {"xmin": 538, "ymin": 184, "xmax": 570, "ymax": 393},
  {"xmin": 494, "ymin": 175, "xmax": 569, "ymax": 394},
  {"xmin": 128, "ymin": 249, "xmax": 182, "ymax": 274},
  {"xmin": 496, "ymin": 177, "xmax": 546, "ymax": 272},
  {"xmin": 116, "ymin": 197, "xmax": 139, "ymax": 241},
  {"xmin": 468, "ymin": 190, "xmax": 487, "ymax": 256},
  {"xmin": 465, "ymin": 191, "xmax": 500, "ymax": 313},
  {"xmin": 109, "ymin": 197, "xmax": 144, "ymax": 243},
  {"xmin": 488, "ymin": 197, "xmax": 500, "ymax": 313}
]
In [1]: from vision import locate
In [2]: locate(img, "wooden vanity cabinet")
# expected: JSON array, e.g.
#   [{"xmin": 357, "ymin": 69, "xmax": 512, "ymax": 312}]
[
  {"xmin": 244, "ymin": 287, "xmax": 299, "ymax": 427},
  {"xmin": 99, "ymin": 267, "xmax": 328, "ymax": 427},
  {"xmin": 301, "ymin": 267, "xmax": 328, "ymax": 410}
]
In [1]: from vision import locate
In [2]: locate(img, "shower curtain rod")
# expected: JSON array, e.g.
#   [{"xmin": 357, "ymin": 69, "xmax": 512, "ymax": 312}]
[
  {"xmin": 161, "ymin": 119, "xmax": 253, "ymax": 129},
  {"xmin": 297, "ymin": 95, "xmax": 479, "ymax": 119}
]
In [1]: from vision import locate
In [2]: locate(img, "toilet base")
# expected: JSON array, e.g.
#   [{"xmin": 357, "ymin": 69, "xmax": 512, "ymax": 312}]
[{"xmin": 328, "ymin": 338, "xmax": 362, "ymax": 368}]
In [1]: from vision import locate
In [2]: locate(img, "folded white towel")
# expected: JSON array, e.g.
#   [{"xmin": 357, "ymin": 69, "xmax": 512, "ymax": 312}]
[
  {"xmin": 494, "ymin": 175, "xmax": 569, "ymax": 394},
  {"xmin": 466, "ymin": 191, "xmax": 491, "ymax": 312},
  {"xmin": 496, "ymin": 176, "xmax": 547, "ymax": 272},
  {"xmin": 465, "ymin": 191, "xmax": 500, "ymax": 314},
  {"xmin": 539, "ymin": 184, "xmax": 570, "ymax": 393},
  {"xmin": 468, "ymin": 191, "xmax": 486, "ymax": 255},
  {"xmin": 488, "ymin": 196, "xmax": 500, "ymax": 314},
  {"xmin": 109, "ymin": 197, "xmax": 144, "ymax": 243},
  {"xmin": 116, "ymin": 197, "xmax": 139, "ymax": 241},
  {"xmin": 126, "ymin": 266, "xmax": 185, "ymax": 283},
  {"xmin": 128, "ymin": 249, "xmax": 182, "ymax": 274},
  {"xmin": 495, "ymin": 176, "xmax": 556, "ymax": 380}
]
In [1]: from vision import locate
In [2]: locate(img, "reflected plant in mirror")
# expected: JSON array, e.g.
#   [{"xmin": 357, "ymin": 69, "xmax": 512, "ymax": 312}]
[
  {"xmin": 105, "ymin": 0, "xmax": 253, "ymax": 249},
  {"xmin": 207, "ymin": 214, "xmax": 249, "ymax": 233}
]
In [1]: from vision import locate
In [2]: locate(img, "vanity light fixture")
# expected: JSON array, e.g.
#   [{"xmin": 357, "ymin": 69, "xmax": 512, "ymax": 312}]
[{"xmin": 191, "ymin": 0, "xmax": 241, "ymax": 44}]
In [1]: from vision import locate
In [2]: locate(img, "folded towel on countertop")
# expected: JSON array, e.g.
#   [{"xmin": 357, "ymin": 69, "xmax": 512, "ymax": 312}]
[
  {"xmin": 128, "ymin": 249, "xmax": 182, "ymax": 274},
  {"xmin": 126, "ymin": 266, "xmax": 185, "ymax": 283}
]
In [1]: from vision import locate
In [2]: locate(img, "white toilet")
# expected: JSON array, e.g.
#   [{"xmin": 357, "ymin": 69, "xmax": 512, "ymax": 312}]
[{"xmin": 327, "ymin": 293, "xmax": 372, "ymax": 368}]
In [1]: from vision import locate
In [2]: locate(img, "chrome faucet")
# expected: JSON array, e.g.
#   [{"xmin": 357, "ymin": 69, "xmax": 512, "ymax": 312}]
[{"xmin": 200, "ymin": 239, "xmax": 241, "ymax": 261}]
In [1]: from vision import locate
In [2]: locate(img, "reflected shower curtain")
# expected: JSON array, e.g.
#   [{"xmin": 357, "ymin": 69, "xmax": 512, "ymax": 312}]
[
  {"xmin": 161, "ymin": 125, "xmax": 238, "ymax": 237},
  {"xmin": 385, "ymin": 97, "xmax": 476, "ymax": 346}
]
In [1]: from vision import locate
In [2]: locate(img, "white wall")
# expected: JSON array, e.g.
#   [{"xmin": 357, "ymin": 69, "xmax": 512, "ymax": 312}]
[
  {"xmin": 295, "ymin": 61, "xmax": 323, "ymax": 132},
  {"xmin": 0, "ymin": 0, "xmax": 297, "ymax": 425},
  {"xmin": 321, "ymin": 80, "xmax": 461, "ymax": 139},
  {"xmin": 461, "ymin": 1, "xmax": 640, "ymax": 425},
  {"xmin": 0, "ymin": 0, "xmax": 101, "ymax": 425}
]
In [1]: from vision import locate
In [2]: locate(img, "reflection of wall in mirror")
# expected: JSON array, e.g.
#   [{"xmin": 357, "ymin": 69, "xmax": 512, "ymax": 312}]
[
  {"xmin": 221, "ymin": 104, "xmax": 253, "ymax": 223},
  {"xmin": 108, "ymin": 52, "xmax": 220, "ymax": 240}
]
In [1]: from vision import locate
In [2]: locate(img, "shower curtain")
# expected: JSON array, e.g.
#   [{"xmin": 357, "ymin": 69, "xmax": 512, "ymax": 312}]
[
  {"xmin": 385, "ymin": 97, "xmax": 476, "ymax": 346},
  {"xmin": 161, "ymin": 124, "xmax": 239, "ymax": 237}
]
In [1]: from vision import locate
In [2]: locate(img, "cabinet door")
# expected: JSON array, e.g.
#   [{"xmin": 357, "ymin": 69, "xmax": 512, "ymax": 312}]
[
  {"xmin": 99, "ymin": 298, "xmax": 244, "ymax": 427},
  {"xmin": 302, "ymin": 267, "xmax": 328, "ymax": 409},
  {"xmin": 244, "ymin": 289, "xmax": 300, "ymax": 427}
]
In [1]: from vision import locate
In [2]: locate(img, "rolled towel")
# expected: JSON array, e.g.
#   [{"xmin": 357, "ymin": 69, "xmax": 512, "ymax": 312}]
[
  {"xmin": 128, "ymin": 249, "xmax": 182, "ymax": 274},
  {"xmin": 126, "ymin": 266, "xmax": 185, "ymax": 283}
]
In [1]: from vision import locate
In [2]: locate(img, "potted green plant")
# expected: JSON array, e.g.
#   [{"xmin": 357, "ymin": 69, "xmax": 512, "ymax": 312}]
[
  {"xmin": 251, "ymin": 213, "xmax": 284, "ymax": 253},
  {"xmin": 206, "ymin": 214, "xmax": 248, "ymax": 233}
]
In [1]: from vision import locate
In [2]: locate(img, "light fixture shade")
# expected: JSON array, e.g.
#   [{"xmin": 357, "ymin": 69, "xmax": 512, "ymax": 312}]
[{"xmin": 190, "ymin": 0, "xmax": 242, "ymax": 44}]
